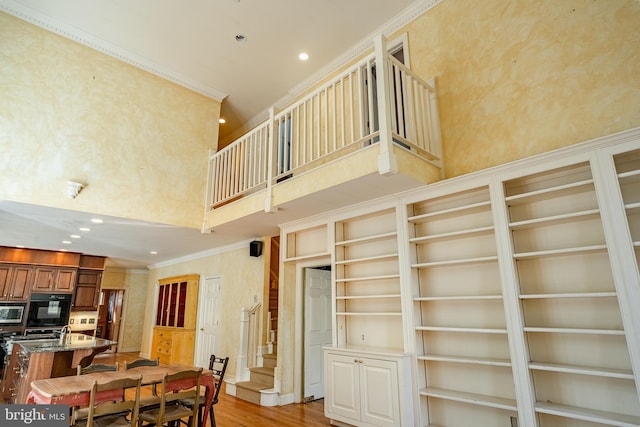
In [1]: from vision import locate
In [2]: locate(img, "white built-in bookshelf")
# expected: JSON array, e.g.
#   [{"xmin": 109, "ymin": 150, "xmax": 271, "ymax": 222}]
[{"xmin": 281, "ymin": 129, "xmax": 640, "ymax": 427}]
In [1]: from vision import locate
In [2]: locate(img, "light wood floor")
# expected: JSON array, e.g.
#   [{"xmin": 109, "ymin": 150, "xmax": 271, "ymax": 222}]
[{"xmin": 95, "ymin": 351, "xmax": 332, "ymax": 427}]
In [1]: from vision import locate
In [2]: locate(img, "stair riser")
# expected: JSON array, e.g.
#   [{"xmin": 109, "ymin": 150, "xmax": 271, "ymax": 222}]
[
  {"xmin": 263, "ymin": 356, "xmax": 277, "ymax": 369},
  {"xmin": 236, "ymin": 387, "xmax": 262, "ymax": 405},
  {"xmin": 250, "ymin": 371, "xmax": 274, "ymax": 387}
]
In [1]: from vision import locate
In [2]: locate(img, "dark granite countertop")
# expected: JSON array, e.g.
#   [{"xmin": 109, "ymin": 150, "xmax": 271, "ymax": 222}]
[{"xmin": 16, "ymin": 333, "xmax": 116, "ymax": 353}]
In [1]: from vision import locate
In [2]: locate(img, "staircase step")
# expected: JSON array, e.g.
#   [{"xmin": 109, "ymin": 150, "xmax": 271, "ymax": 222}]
[
  {"xmin": 249, "ymin": 366, "xmax": 274, "ymax": 387},
  {"xmin": 235, "ymin": 381, "xmax": 269, "ymax": 405}
]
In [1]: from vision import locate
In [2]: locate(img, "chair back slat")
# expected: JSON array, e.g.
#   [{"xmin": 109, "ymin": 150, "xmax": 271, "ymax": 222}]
[
  {"xmin": 209, "ymin": 355, "xmax": 229, "ymax": 404},
  {"xmin": 124, "ymin": 357, "xmax": 159, "ymax": 370},
  {"xmin": 77, "ymin": 362, "xmax": 119, "ymax": 375}
]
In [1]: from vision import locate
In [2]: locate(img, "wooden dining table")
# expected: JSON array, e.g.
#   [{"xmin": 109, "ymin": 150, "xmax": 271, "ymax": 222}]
[{"xmin": 26, "ymin": 364, "xmax": 216, "ymax": 427}]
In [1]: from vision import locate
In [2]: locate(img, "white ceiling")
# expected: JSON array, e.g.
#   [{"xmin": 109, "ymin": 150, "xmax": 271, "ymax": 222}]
[{"xmin": 0, "ymin": 0, "xmax": 433, "ymax": 269}]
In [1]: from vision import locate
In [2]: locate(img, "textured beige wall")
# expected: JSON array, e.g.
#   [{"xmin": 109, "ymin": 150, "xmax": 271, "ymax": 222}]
[
  {"xmin": 402, "ymin": 0, "xmax": 640, "ymax": 178},
  {"xmin": 101, "ymin": 269, "xmax": 149, "ymax": 353},
  {"xmin": 141, "ymin": 246, "xmax": 264, "ymax": 377},
  {"xmin": 0, "ymin": 13, "xmax": 221, "ymax": 228}
]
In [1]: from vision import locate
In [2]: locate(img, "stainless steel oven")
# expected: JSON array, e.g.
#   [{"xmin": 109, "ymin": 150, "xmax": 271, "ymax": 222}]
[
  {"xmin": 26, "ymin": 293, "xmax": 72, "ymax": 328},
  {"xmin": 0, "ymin": 302, "xmax": 26, "ymax": 326}
]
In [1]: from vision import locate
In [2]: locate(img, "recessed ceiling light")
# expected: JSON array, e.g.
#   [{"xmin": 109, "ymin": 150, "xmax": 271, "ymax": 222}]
[
  {"xmin": 150, "ymin": 251, "xmax": 158, "ymax": 255},
  {"xmin": 219, "ymin": 118, "xmax": 226, "ymax": 124},
  {"xmin": 79, "ymin": 227, "xmax": 91, "ymax": 232},
  {"xmin": 70, "ymin": 234, "xmax": 81, "ymax": 239},
  {"xmin": 62, "ymin": 240, "xmax": 72, "ymax": 244},
  {"xmin": 59, "ymin": 249, "xmax": 68, "ymax": 252},
  {"xmin": 299, "ymin": 52, "xmax": 309, "ymax": 61},
  {"xmin": 16, "ymin": 245, "xmax": 24, "ymax": 248},
  {"xmin": 235, "ymin": 34, "xmax": 247, "ymax": 43},
  {"xmin": 91, "ymin": 218, "xmax": 103, "ymax": 224}
]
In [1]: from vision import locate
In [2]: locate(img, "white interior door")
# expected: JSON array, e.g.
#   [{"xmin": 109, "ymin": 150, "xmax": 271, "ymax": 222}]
[
  {"xmin": 304, "ymin": 267, "xmax": 332, "ymax": 401},
  {"xmin": 195, "ymin": 276, "xmax": 222, "ymax": 368}
]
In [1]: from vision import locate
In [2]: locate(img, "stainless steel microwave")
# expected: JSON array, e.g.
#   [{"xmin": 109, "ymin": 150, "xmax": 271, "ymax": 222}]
[{"xmin": 0, "ymin": 302, "xmax": 26, "ymax": 325}]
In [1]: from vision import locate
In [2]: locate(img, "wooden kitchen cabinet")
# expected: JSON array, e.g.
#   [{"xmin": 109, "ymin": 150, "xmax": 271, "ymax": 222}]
[
  {"xmin": 32, "ymin": 266, "xmax": 77, "ymax": 293},
  {"xmin": 0, "ymin": 264, "xmax": 33, "ymax": 301},
  {"xmin": 72, "ymin": 270, "xmax": 102, "ymax": 311},
  {"xmin": 151, "ymin": 274, "xmax": 199, "ymax": 365}
]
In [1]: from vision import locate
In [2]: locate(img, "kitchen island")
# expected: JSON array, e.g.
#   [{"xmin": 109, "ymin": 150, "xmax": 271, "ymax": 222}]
[{"xmin": 2, "ymin": 333, "xmax": 116, "ymax": 403}]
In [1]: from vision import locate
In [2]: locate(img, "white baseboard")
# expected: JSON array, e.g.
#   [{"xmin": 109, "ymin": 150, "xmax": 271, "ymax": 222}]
[
  {"xmin": 119, "ymin": 347, "xmax": 142, "ymax": 354},
  {"xmin": 278, "ymin": 393, "xmax": 295, "ymax": 406},
  {"xmin": 259, "ymin": 389, "xmax": 279, "ymax": 407}
]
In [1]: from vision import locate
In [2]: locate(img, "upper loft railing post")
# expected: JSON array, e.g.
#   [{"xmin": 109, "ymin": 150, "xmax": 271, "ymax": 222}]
[
  {"xmin": 427, "ymin": 77, "xmax": 445, "ymax": 179},
  {"xmin": 265, "ymin": 107, "xmax": 277, "ymax": 213},
  {"xmin": 374, "ymin": 34, "xmax": 398, "ymax": 176},
  {"xmin": 202, "ymin": 148, "xmax": 215, "ymax": 233}
]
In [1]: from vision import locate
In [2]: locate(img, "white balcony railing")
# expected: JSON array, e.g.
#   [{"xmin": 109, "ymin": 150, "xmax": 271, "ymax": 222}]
[{"xmin": 207, "ymin": 35, "xmax": 442, "ymax": 210}]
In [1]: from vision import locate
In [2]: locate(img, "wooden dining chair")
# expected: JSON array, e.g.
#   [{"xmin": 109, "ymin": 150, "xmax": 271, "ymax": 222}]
[
  {"xmin": 124, "ymin": 357, "xmax": 160, "ymax": 397},
  {"xmin": 178, "ymin": 355, "xmax": 229, "ymax": 427},
  {"xmin": 138, "ymin": 368, "xmax": 202, "ymax": 427},
  {"xmin": 77, "ymin": 362, "xmax": 119, "ymax": 375},
  {"xmin": 73, "ymin": 375, "xmax": 142, "ymax": 427}
]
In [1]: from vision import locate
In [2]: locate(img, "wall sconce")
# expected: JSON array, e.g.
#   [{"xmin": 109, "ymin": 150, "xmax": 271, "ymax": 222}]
[{"xmin": 67, "ymin": 181, "xmax": 85, "ymax": 199}]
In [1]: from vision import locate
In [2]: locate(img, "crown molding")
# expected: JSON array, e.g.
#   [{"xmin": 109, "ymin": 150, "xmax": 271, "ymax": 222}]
[
  {"xmin": 147, "ymin": 238, "xmax": 253, "ymax": 269},
  {"xmin": 0, "ymin": 0, "xmax": 228, "ymax": 102}
]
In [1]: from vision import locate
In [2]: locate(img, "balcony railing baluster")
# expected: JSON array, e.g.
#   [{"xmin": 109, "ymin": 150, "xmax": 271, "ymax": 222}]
[{"xmin": 207, "ymin": 36, "xmax": 442, "ymax": 210}]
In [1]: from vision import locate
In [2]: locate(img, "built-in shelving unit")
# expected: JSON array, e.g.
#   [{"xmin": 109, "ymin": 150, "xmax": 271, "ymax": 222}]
[
  {"xmin": 283, "ymin": 224, "xmax": 329, "ymax": 262},
  {"xmin": 408, "ymin": 186, "xmax": 517, "ymax": 426},
  {"xmin": 615, "ymin": 148, "xmax": 640, "ymax": 262},
  {"xmin": 280, "ymin": 131, "xmax": 640, "ymax": 427},
  {"xmin": 503, "ymin": 161, "xmax": 640, "ymax": 426},
  {"xmin": 334, "ymin": 208, "xmax": 403, "ymax": 350}
]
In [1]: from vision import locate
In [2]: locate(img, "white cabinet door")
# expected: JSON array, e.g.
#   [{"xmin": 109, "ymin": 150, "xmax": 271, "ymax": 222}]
[
  {"xmin": 325, "ymin": 350, "xmax": 403, "ymax": 427},
  {"xmin": 360, "ymin": 357, "xmax": 400, "ymax": 427},
  {"xmin": 326, "ymin": 352, "xmax": 361, "ymax": 421}
]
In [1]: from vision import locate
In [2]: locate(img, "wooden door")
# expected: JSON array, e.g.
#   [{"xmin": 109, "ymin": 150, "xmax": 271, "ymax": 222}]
[
  {"xmin": 33, "ymin": 266, "xmax": 55, "ymax": 291},
  {"xmin": 0, "ymin": 265, "xmax": 11, "ymax": 299},
  {"xmin": 73, "ymin": 270, "xmax": 101, "ymax": 310},
  {"xmin": 108, "ymin": 290, "xmax": 124, "ymax": 348},
  {"xmin": 53, "ymin": 268, "xmax": 76, "ymax": 292},
  {"xmin": 8, "ymin": 266, "xmax": 33, "ymax": 301}
]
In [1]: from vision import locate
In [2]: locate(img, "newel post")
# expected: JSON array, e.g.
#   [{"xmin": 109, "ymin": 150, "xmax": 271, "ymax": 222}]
[
  {"xmin": 374, "ymin": 34, "xmax": 397, "ymax": 176},
  {"xmin": 236, "ymin": 306, "xmax": 251, "ymax": 381}
]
